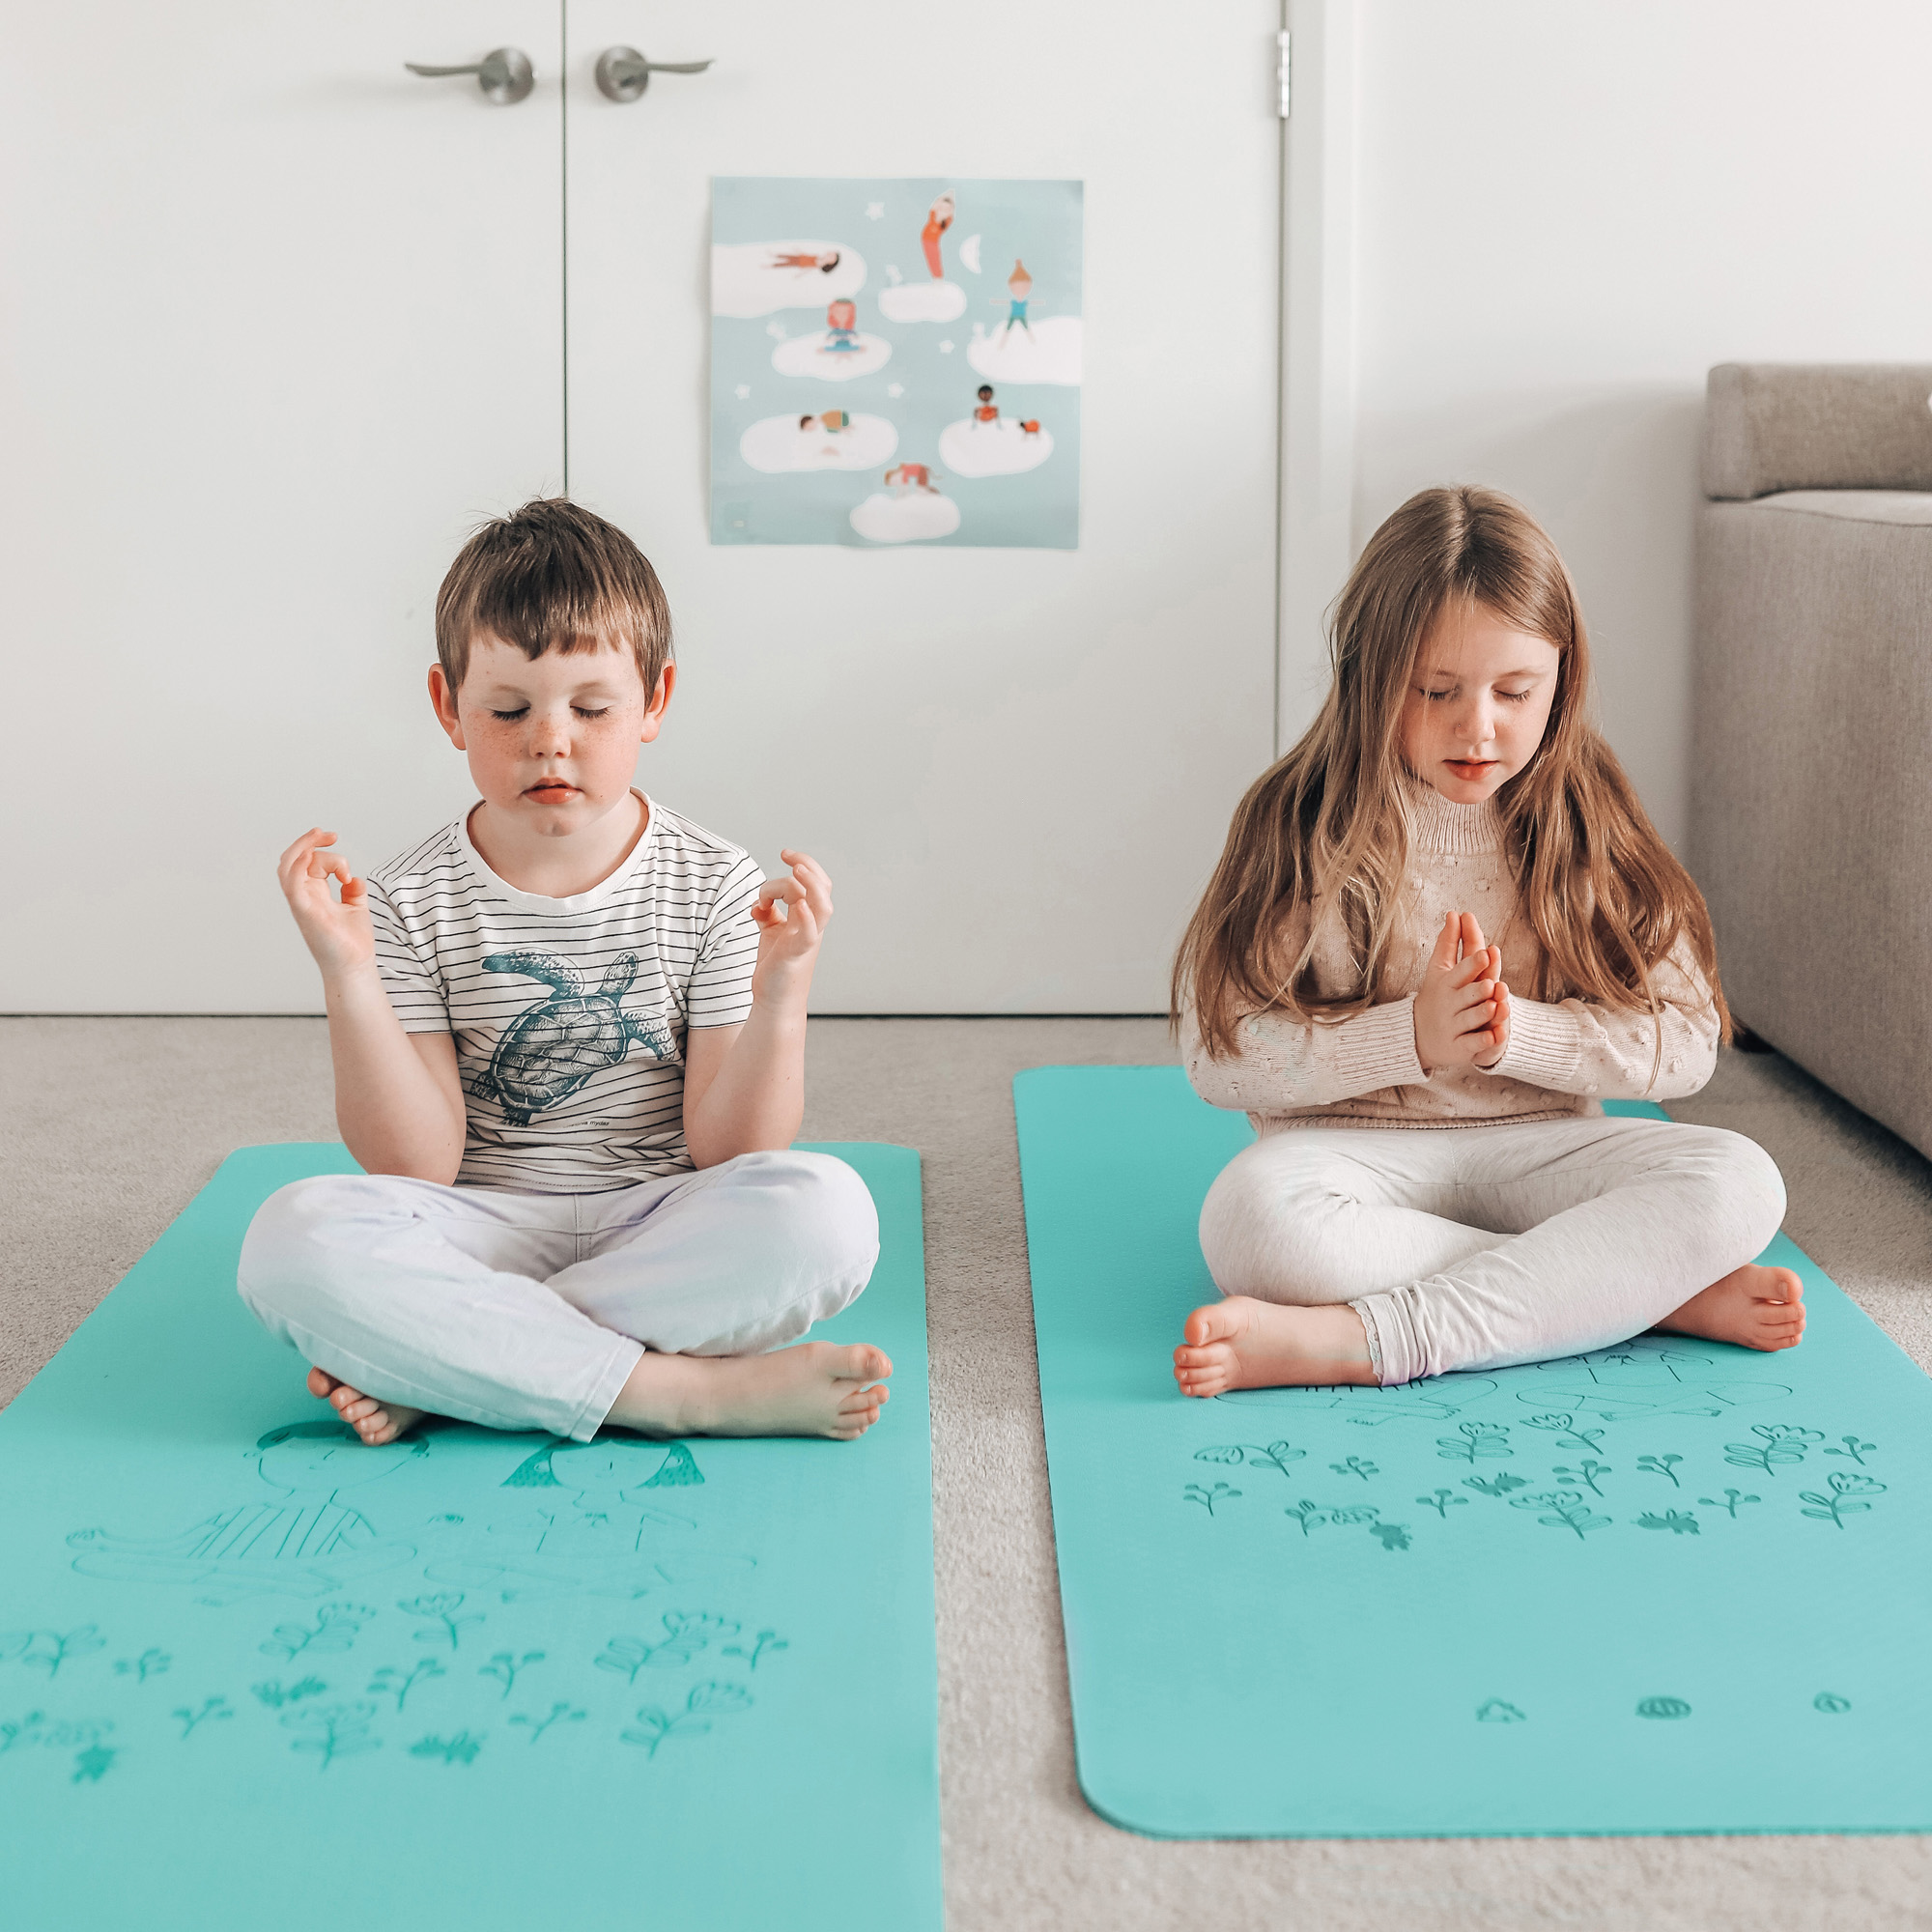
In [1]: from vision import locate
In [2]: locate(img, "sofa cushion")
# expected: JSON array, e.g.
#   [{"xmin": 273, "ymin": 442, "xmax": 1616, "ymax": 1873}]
[{"xmin": 1703, "ymin": 363, "xmax": 1932, "ymax": 499}]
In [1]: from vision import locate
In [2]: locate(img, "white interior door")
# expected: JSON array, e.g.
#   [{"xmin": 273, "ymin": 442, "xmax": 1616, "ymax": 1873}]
[
  {"xmin": 1, "ymin": 4, "xmax": 566, "ymax": 1011},
  {"xmin": 567, "ymin": 1, "xmax": 1283, "ymax": 1012}
]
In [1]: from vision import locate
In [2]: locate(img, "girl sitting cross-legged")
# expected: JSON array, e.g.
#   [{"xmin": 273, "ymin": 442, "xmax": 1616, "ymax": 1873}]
[{"xmin": 1172, "ymin": 484, "xmax": 1802, "ymax": 1398}]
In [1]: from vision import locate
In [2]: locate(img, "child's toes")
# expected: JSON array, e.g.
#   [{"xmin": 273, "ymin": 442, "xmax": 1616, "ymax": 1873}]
[
  {"xmin": 1182, "ymin": 1300, "xmax": 1245, "ymax": 1350},
  {"xmin": 307, "ymin": 1365, "xmax": 341, "ymax": 1399},
  {"xmin": 823, "ymin": 1344, "xmax": 886, "ymax": 1382}
]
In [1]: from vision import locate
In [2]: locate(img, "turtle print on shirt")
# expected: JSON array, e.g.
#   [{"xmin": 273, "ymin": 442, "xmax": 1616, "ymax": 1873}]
[{"xmin": 469, "ymin": 950, "xmax": 677, "ymax": 1126}]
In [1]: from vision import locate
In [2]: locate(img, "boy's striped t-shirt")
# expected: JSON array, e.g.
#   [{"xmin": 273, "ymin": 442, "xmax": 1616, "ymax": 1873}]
[{"xmin": 365, "ymin": 793, "xmax": 761, "ymax": 1193}]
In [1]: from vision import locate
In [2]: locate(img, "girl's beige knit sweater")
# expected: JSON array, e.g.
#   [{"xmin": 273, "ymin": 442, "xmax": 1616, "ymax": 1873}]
[{"xmin": 1179, "ymin": 783, "xmax": 1720, "ymax": 1135}]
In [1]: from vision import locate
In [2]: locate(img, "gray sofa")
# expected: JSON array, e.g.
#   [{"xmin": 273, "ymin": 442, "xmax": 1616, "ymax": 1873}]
[{"xmin": 1691, "ymin": 363, "xmax": 1932, "ymax": 1160}]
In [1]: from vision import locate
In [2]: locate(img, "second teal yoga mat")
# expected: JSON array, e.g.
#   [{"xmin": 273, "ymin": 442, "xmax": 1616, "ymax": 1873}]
[
  {"xmin": 0, "ymin": 1143, "xmax": 941, "ymax": 1931},
  {"xmin": 1015, "ymin": 1066, "xmax": 1932, "ymax": 1837}
]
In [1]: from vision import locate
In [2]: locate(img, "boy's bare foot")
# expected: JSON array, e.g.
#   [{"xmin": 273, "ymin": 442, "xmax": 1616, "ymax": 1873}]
[
  {"xmin": 1173, "ymin": 1296, "xmax": 1378, "ymax": 1397},
  {"xmin": 1655, "ymin": 1263, "xmax": 1805, "ymax": 1351},
  {"xmin": 307, "ymin": 1365, "xmax": 428, "ymax": 1446},
  {"xmin": 607, "ymin": 1341, "xmax": 894, "ymax": 1441}
]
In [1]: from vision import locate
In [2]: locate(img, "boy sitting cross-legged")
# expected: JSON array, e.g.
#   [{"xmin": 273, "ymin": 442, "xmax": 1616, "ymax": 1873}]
[{"xmin": 239, "ymin": 498, "xmax": 889, "ymax": 1447}]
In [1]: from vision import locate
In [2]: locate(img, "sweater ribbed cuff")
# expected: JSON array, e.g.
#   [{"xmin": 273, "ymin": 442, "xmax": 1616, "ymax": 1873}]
[
  {"xmin": 1488, "ymin": 995, "xmax": 1585, "ymax": 1091},
  {"xmin": 1333, "ymin": 996, "xmax": 1430, "ymax": 1094}
]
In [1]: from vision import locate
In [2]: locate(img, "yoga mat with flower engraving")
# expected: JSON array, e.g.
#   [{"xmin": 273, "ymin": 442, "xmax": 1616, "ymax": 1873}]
[
  {"xmin": 1015, "ymin": 1066, "xmax": 1932, "ymax": 1837},
  {"xmin": 0, "ymin": 1142, "xmax": 941, "ymax": 1930}
]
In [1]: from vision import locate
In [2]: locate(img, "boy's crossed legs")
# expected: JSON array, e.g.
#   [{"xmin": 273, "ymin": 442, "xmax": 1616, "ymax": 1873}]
[
  {"xmin": 241, "ymin": 1149, "xmax": 889, "ymax": 1445},
  {"xmin": 1175, "ymin": 1115, "xmax": 1802, "ymax": 1394}
]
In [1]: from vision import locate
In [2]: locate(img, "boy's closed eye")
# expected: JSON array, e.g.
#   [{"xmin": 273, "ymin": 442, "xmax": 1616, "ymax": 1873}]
[{"xmin": 488, "ymin": 705, "xmax": 613, "ymax": 722}]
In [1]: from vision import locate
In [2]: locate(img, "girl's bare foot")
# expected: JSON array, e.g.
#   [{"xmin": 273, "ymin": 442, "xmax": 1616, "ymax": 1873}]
[
  {"xmin": 307, "ymin": 1365, "xmax": 428, "ymax": 1445},
  {"xmin": 1173, "ymin": 1296, "xmax": 1378, "ymax": 1397},
  {"xmin": 1655, "ymin": 1263, "xmax": 1805, "ymax": 1351},
  {"xmin": 607, "ymin": 1342, "xmax": 894, "ymax": 1441}
]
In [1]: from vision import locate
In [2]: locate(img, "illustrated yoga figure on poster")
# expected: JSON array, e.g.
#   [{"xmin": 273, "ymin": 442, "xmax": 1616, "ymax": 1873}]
[
  {"xmin": 996, "ymin": 260, "xmax": 1034, "ymax": 338},
  {"xmin": 920, "ymin": 192, "xmax": 953, "ymax": 279},
  {"xmin": 821, "ymin": 299, "xmax": 861, "ymax": 355},
  {"xmin": 766, "ymin": 247, "xmax": 841, "ymax": 274},
  {"xmin": 1170, "ymin": 487, "xmax": 1804, "ymax": 1398}
]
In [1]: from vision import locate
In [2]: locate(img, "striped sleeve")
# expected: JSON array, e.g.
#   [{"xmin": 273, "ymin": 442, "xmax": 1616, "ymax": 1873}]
[
  {"xmin": 686, "ymin": 851, "xmax": 763, "ymax": 1029},
  {"xmin": 366, "ymin": 875, "xmax": 450, "ymax": 1034}
]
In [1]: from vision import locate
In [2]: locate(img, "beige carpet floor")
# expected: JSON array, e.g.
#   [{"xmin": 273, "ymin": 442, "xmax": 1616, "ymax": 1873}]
[{"xmin": 5, "ymin": 1015, "xmax": 1931, "ymax": 1930}]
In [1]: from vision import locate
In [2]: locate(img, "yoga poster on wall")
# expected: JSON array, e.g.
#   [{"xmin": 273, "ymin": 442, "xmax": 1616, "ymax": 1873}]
[{"xmin": 710, "ymin": 177, "xmax": 1082, "ymax": 549}]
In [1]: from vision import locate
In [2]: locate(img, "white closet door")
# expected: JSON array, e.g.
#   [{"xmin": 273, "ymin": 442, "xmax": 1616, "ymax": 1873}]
[
  {"xmin": 0, "ymin": 4, "xmax": 565, "ymax": 1011},
  {"xmin": 567, "ymin": 0, "xmax": 1282, "ymax": 1012}
]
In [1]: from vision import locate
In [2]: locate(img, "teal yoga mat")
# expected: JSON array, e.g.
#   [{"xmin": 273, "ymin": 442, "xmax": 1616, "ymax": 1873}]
[
  {"xmin": 1015, "ymin": 1066, "xmax": 1932, "ymax": 1838},
  {"xmin": 0, "ymin": 1143, "xmax": 941, "ymax": 1930}
]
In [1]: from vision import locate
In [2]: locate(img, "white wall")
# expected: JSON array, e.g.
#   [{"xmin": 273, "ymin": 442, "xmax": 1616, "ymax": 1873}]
[{"xmin": 1340, "ymin": 1, "xmax": 1932, "ymax": 848}]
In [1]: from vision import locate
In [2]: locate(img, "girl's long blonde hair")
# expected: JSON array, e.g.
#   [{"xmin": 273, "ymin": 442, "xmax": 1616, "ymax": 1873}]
[{"xmin": 1175, "ymin": 485, "xmax": 1729, "ymax": 1061}]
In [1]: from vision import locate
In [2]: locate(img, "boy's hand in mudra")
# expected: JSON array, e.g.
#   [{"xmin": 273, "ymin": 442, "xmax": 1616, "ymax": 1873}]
[
  {"xmin": 749, "ymin": 848, "xmax": 833, "ymax": 1008},
  {"xmin": 1414, "ymin": 910, "xmax": 1509, "ymax": 1073},
  {"xmin": 277, "ymin": 828, "xmax": 375, "ymax": 981}
]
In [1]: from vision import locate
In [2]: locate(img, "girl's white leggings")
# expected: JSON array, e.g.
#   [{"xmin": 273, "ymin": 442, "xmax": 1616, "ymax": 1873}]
[
  {"xmin": 1197, "ymin": 1115, "xmax": 1787, "ymax": 1385},
  {"xmin": 237, "ymin": 1150, "xmax": 880, "ymax": 1443}
]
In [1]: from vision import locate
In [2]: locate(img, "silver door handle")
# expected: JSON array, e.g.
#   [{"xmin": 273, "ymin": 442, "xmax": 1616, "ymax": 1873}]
[
  {"xmin": 405, "ymin": 47, "xmax": 535, "ymax": 104},
  {"xmin": 594, "ymin": 46, "xmax": 714, "ymax": 102}
]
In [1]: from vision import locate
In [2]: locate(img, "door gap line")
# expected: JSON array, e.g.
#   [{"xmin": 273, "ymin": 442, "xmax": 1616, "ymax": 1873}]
[{"xmin": 560, "ymin": 0, "xmax": 570, "ymax": 494}]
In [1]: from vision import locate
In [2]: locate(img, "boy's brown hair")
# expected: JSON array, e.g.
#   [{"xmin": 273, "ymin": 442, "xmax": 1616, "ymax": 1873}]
[{"xmin": 434, "ymin": 497, "xmax": 673, "ymax": 694}]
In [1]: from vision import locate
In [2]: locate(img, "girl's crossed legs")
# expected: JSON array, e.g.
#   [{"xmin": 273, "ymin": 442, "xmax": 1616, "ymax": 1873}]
[{"xmin": 1175, "ymin": 1116, "xmax": 1801, "ymax": 1394}]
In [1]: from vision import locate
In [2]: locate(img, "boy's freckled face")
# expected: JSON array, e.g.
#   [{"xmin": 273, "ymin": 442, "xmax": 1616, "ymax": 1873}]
[
  {"xmin": 432, "ymin": 636, "xmax": 668, "ymax": 838},
  {"xmin": 1400, "ymin": 603, "xmax": 1561, "ymax": 805}
]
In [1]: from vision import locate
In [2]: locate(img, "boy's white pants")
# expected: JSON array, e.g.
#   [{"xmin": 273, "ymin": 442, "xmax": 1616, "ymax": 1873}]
[
  {"xmin": 238, "ymin": 1150, "xmax": 880, "ymax": 1442},
  {"xmin": 1198, "ymin": 1115, "xmax": 1787, "ymax": 1385}
]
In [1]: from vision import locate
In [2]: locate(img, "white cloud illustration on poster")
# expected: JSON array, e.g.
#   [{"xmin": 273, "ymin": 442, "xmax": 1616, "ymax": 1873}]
[
  {"xmin": 712, "ymin": 241, "xmax": 867, "ymax": 318},
  {"xmin": 878, "ymin": 281, "xmax": 968, "ymax": 324},
  {"xmin": 771, "ymin": 325, "xmax": 894, "ymax": 383},
  {"xmin": 711, "ymin": 177, "xmax": 1082, "ymax": 549},
  {"xmin": 938, "ymin": 416, "xmax": 1054, "ymax": 477},
  {"xmin": 848, "ymin": 488, "xmax": 963, "ymax": 543},
  {"xmin": 966, "ymin": 315, "xmax": 1082, "ymax": 385},
  {"xmin": 740, "ymin": 412, "xmax": 899, "ymax": 473}
]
